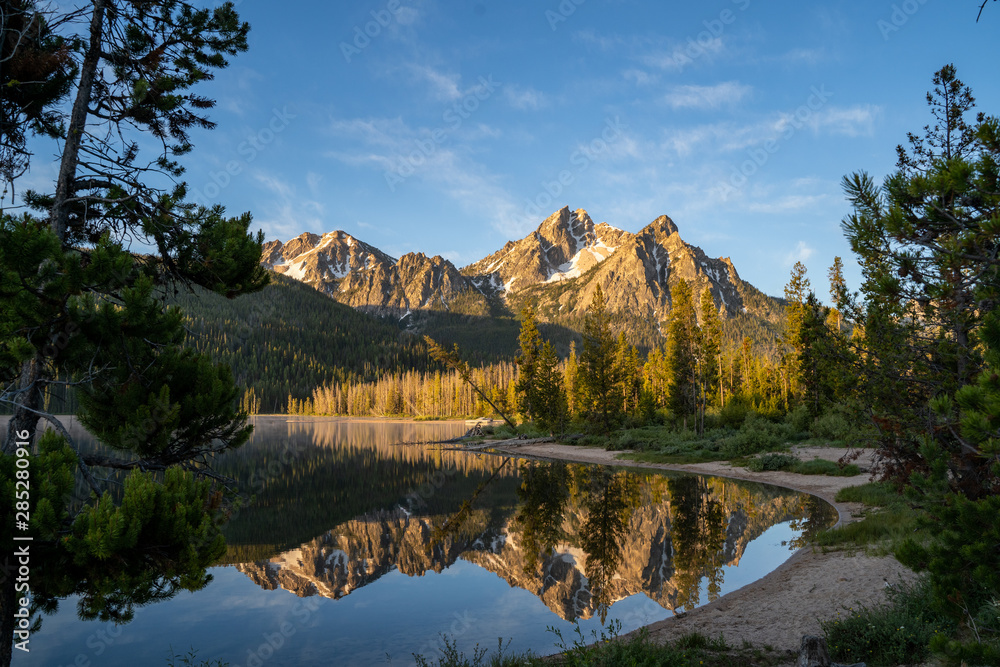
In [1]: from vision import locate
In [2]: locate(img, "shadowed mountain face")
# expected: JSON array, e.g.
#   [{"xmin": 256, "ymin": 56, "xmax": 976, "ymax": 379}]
[
  {"xmin": 235, "ymin": 460, "xmax": 835, "ymax": 623},
  {"xmin": 259, "ymin": 206, "xmax": 775, "ymax": 327}
]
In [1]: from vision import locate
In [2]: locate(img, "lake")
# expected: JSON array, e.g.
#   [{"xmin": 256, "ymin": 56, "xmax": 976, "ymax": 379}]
[{"xmin": 14, "ymin": 417, "xmax": 836, "ymax": 667}]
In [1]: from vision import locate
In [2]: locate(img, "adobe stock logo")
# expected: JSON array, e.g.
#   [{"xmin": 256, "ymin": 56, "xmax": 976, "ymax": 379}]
[
  {"xmin": 719, "ymin": 85, "xmax": 833, "ymax": 200},
  {"xmin": 190, "ymin": 105, "xmax": 297, "ymax": 205},
  {"xmin": 340, "ymin": 0, "xmax": 407, "ymax": 63},
  {"xmin": 877, "ymin": 0, "xmax": 930, "ymax": 40}
]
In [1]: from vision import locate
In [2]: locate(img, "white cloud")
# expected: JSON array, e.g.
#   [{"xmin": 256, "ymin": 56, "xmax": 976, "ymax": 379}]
[
  {"xmin": 662, "ymin": 81, "xmax": 752, "ymax": 109},
  {"xmin": 324, "ymin": 115, "xmax": 524, "ymax": 239},
  {"xmin": 785, "ymin": 240, "xmax": 815, "ymax": 266},
  {"xmin": 662, "ymin": 103, "xmax": 880, "ymax": 158},
  {"xmin": 803, "ymin": 105, "xmax": 880, "ymax": 137},
  {"xmin": 504, "ymin": 86, "xmax": 549, "ymax": 111},
  {"xmin": 747, "ymin": 195, "xmax": 828, "ymax": 214},
  {"xmin": 251, "ymin": 172, "xmax": 327, "ymax": 242},
  {"xmin": 623, "ymin": 69, "xmax": 657, "ymax": 86},
  {"xmin": 406, "ymin": 63, "xmax": 463, "ymax": 101},
  {"xmin": 642, "ymin": 37, "xmax": 726, "ymax": 71},
  {"xmin": 395, "ymin": 6, "xmax": 420, "ymax": 26}
]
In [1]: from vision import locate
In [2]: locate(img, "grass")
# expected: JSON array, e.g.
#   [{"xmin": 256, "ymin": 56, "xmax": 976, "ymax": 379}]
[
  {"xmin": 741, "ymin": 453, "xmax": 862, "ymax": 477},
  {"xmin": 813, "ymin": 482, "xmax": 926, "ymax": 555},
  {"xmin": 821, "ymin": 579, "xmax": 955, "ymax": 667},
  {"xmin": 409, "ymin": 626, "xmax": 796, "ymax": 667}
]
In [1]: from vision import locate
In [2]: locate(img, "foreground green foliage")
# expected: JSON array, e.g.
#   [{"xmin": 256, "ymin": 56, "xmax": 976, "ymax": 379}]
[
  {"xmin": 410, "ymin": 626, "xmax": 794, "ymax": 667},
  {"xmin": 743, "ymin": 453, "xmax": 860, "ymax": 477},
  {"xmin": 813, "ymin": 482, "xmax": 924, "ymax": 554},
  {"xmin": 822, "ymin": 580, "xmax": 954, "ymax": 667}
]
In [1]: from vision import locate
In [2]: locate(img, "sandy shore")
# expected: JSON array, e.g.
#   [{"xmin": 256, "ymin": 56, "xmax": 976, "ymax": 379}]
[{"xmin": 491, "ymin": 442, "xmax": 917, "ymax": 657}]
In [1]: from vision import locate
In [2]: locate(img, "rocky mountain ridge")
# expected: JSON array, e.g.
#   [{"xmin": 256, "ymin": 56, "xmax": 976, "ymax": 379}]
[{"xmin": 260, "ymin": 206, "xmax": 778, "ymax": 331}]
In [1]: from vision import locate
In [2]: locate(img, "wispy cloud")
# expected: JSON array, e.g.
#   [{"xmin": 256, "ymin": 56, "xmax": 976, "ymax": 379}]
[
  {"xmin": 662, "ymin": 103, "xmax": 881, "ymax": 157},
  {"xmin": 252, "ymin": 172, "xmax": 327, "ymax": 242},
  {"xmin": 324, "ymin": 114, "xmax": 524, "ymax": 239},
  {"xmin": 801, "ymin": 105, "xmax": 880, "ymax": 137},
  {"xmin": 406, "ymin": 63, "xmax": 463, "ymax": 101},
  {"xmin": 747, "ymin": 194, "xmax": 829, "ymax": 214},
  {"xmin": 662, "ymin": 81, "xmax": 752, "ymax": 109},
  {"xmin": 785, "ymin": 240, "xmax": 815, "ymax": 266},
  {"xmin": 623, "ymin": 69, "xmax": 657, "ymax": 86},
  {"xmin": 504, "ymin": 85, "xmax": 549, "ymax": 110},
  {"xmin": 642, "ymin": 37, "xmax": 726, "ymax": 70}
]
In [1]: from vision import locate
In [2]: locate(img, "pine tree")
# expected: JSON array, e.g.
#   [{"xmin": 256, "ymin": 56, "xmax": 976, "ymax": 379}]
[
  {"xmin": 781, "ymin": 261, "xmax": 811, "ymax": 407},
  {"xmin": 515, "ymin": 305, "xmax": 542, "ymax": 421},
  {"xmin": 827, "ymin": 256, "xmax": 846, "ymax": 332},
  {"xmin": 579, "ymin": 285, "xmax": 621, "ymax": 434},
  {"xmin": 0, "ymin": 1, "xmax": 75, "ymax": 189},
  {"xmin": 0, "ymin": 3, "xmax": 266, "ymax": 661},
  {"xmin": 614, "ymin": 332, "xmax": 641, "ymax": 417},
  {"xmin": 534, "ymin": 341, "xmax": 568, "ymax": 434},
  {"xmin": 699, "ymin": 287, "xmax": 722, "ymax": 427},
  {"xmin": 666, "ymin": 279, "xmax": 698, "ymax": 428},
  {"xmin": 841, "ymin": 64, "xmax": 1000, "ymax": 496},
  {"xmin": 564, "ymin": 340, "xmax": 579, "ymax": 418}
]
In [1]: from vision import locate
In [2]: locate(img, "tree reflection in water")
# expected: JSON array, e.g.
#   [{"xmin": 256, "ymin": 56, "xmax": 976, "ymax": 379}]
[
  {"xmin": 577, "ymin": 466, "xmax": 642, "ymax": 623},
  {"xmin": 512, "ymin": 461, "xmax": 570, "ymax": 576},
  {"xmin": 667, "ymin": 475, "xmax": 727, "ymax": 610}
]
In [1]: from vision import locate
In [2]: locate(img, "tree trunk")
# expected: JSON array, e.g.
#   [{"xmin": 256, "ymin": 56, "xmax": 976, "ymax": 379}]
[
  {"xmin": 3, "ymin": 359, "xmax": 41, "ymax": 454},
  {"xmin": 49, "ymin": 0, "xmax": 107, "ymax": 240}
]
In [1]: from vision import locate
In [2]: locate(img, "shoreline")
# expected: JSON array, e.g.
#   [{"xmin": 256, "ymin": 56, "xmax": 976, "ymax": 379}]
[{"xmin": 490, "ymin": 441, "xmax": 917, "ymax": 654}]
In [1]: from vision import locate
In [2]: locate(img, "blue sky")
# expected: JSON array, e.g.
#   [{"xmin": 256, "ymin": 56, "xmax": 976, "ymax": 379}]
[{"xmin": 20, "ymin": 1, "xmax": 1000, "ymax": 299}]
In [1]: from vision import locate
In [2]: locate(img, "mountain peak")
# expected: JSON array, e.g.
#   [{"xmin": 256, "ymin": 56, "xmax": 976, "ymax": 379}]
[{"xmin": 261, "ymin": 206, "xmax": 771, "ymax": 331}]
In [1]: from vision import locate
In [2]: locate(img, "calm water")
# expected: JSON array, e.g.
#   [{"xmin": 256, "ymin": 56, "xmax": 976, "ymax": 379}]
[{"xmin": 14, "ymin": 417, "xmax": 835, "ymax": 667}]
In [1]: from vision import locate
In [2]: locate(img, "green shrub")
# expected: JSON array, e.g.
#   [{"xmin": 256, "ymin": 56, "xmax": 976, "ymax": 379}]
[
  {"xmin": 835, "ymin": 482, "xmax": 900, "ymax": 506},
  {"xmin": 745, "ymin": 452, "xmax": 799, "ymax": 472},
  {"xmin": 896, "ymin": 493, "xmax": 1000, "ymax": 664},
  {"xmin": 822, "ymin": 580, "xmax": 954, "ymax": 667},
  {"xmin": 791, "ymin": 459, "xmax": 861, "ymax": 477},
  {"xmin": 577, "ymin": 434, "xmax": 610, "ymax": 448},
  {"xmin": 721, "ymin": 413, "xmax": 789, "ymax": 457},
  {"xmin": 608, "ymin": 429, "xmax": 649, "ymax": 451},
  {"xmin": 491, "ymin": 424, "xmax": 518, "ymax": 439},
  {"xmin": 717, "ymin": 399, "xmax": 752, "ymax": 428},
  {"xmin": 814, "ymin": 505, "xmax": 922, "ymax": 551},
  {"xmin": 786, "ymin": 404, "xmax": 812, "ymax": 434},
  {"xmin": 550, "ymin": 623, "xmax": 691, "ymax": 667},
  {"xmin": 809, "ymin": 410, "xmax": 853, "ymax": 442},
  {"xmin": 412, "ymin": 637, "xmax": 538, "ymax": 667}
]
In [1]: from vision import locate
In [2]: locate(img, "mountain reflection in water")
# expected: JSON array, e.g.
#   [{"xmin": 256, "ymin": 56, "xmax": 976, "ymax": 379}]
[
  {"xmin": 14, "ymin": 418, "xmax": 836, "ymax": 667},
  {"xmin": 227, "ymin": 421, "xmax": 835, "ymax": 625}
]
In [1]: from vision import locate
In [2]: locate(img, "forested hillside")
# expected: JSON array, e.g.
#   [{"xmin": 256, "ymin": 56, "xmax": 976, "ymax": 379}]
[{"xmin": 171, "ymin": 274, "xmax": 433, "ymax": 412}]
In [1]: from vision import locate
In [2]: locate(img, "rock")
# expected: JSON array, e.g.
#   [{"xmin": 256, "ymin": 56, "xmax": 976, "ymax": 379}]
[
  {"xmin": 798, "ymin": 635, "xmax": 830, "ymax": 667},
  {"xmin": 797, "ymin": 635, "xmax": 866, "ymax": 667}
]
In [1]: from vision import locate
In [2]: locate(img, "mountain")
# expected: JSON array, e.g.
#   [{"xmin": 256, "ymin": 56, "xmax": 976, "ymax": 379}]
[
  {"xmin": 260, "ymin": 206, "xmax": 784, "ymax": 350},
  {"xmin": 262, "ymin": 231, "xmax": 490, "ymax": 317}
]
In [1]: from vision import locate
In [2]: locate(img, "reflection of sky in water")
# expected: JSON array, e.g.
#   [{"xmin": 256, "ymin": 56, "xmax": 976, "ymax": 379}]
[
  {"xmin": 21, "ymin": 530, "xmax": 803, "ymax": 667},
  {"xmin": 15, "ymin": 420, "xmax": 833, "ymax": 667}
]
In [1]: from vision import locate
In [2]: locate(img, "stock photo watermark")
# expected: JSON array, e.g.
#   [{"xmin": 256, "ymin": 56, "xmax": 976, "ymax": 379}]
[
  {"xmin": 340, "ymin": 0, "xmax": 408, "ymax": 63},
  {"xmin": 719, "ymin": 85, "xmax": 833, "ymax": 200},
  {"xmin": 546, "ymin": 0, "xmax": 587, "ymax": 30},
  {"xmin": 190, "ymin": 105, "xmax": 297, "ymax": 205},
  {"xmin": 520, "ymin": 116, "xmax": 627, "ymax": 223},
  {"xmin": 656, "ymin": 0, "xmax": 752, "ymax": 71},
  {"xmin": 10, "ymin": 428, "xmax": 32, "ymax": 654},
  {"xmin": 877, "ymin": 0, "xmax": 930, "ymax": 40},
  {"xmin": 383, "ymin": 76, "xmax": 501, "ymax": 192}
]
